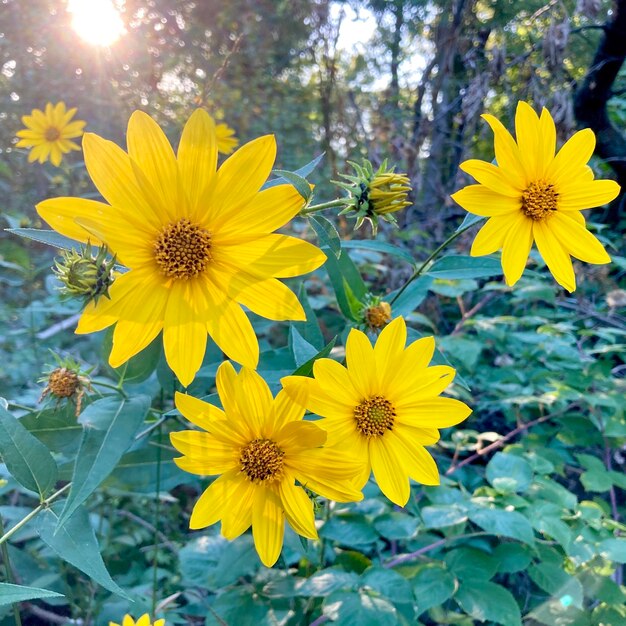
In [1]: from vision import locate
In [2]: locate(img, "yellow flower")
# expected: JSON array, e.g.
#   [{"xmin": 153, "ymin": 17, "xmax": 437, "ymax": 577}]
[
  {"xmin": 16, "ymin": 102, "xmax": 86, "ymax": 166},
  {"xmin": 109, "ymin": 615, "xmax": 164, "ymax": 626},
  {"xmin": 452, "ymin": 101, "xmax": 620, "ymax": 292},
  {"xmin": 37, "ymin": 109, "xmax": 325, "ymax": 386},
  {"xmin": 282, "ymin": 317, "xmax": 472, "ymax": 507},
  {"xmin": 215, "ymin": 121, "xmax": 239, "ymax": 155},
  {"xmin": 170, "ymin": 361, "xmax": 363, "ymax": 567}
]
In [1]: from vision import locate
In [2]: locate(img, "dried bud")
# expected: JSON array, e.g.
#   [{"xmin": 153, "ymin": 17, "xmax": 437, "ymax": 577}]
[
  {"xmin": 335, "ymin": 160, "xmax": 412, "ymax": 234},
  {"xmin": 53, "ymin": 243, "xmax": 116, "ymax": 304},
  {"xmin": 39, "ymin": 358, "xmax": 92, "ymax": 415},
  {"xmin": 360, "ymin": 295, "xmax": 392, "ymax": 332}
]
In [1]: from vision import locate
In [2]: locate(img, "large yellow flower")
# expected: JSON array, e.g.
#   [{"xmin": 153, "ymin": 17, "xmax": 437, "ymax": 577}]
[
  {"xmin": 170, "ymin": 361, "xmax": 363, "ymax": 567},
  {"xmin": 215, "ymin": 121, "xmax": 239, "ymax": 155},
  {"xmin": 16, "ymin": 102, "xmax": 86, "ymax": 166},
  {"xmin": 452, "ymin": 101, "xmax": 620, "ymax": 292},
  {"xmin": 110, "ymin": 615, "xmax": 164, "ymax": 626},
  {"xmin": 282, "ymin": 317, "xmax": 471, "ymax": 507},
  {"xmin": 37, "ymin": 110, "xmax": 325, "ymax": 386}
]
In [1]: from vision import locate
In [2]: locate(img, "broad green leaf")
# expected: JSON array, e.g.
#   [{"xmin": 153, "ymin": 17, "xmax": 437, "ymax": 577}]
[
  {"xmin": 580, "ymin": 469, "xmax": 613, "ymax": 492},
  {"xmin": 6, "ymin": 228, "xmax": 79, "ymax": 251},
  {"xmin": 0, "ymin": 583, "xmax": 63, "ymax": 606},
  {"xmin": 360, "ymin": 567, "xmax": 413, "ymax": 605},
  {"xmin": 320, "ymin": 515, "xmax": 379, "ymax": 548},
  {"xmin": 36, "ymin": 506, "xmax": 128, "ymax": 598},
  {"xmin": 289, "ymin": 326, "xmax": 319, "ymax": 368},
  {"xmin": 528, "ymin": 562, "xmax": 584, "ymax": 608},
  {"xmin": 389, "ymin": 276, "xmax": 433, "ymax": 317},
  {"xmin": 411, "ymin": 564, "xmax": 456, "ymax": 615},
  {"xmin": 341, "ymin": 240, "xmax": 415, "ymax": 265},
  {"xmin": 0, "ymin": 405, "xmax": 58, "ymax": 498},
  {"xmin": 444, "ymin": 547, "xmax": 498, "ymax": 580},
  {"xmin": 271, "ymin": 169, "xmax": 312, "ymax": 200},
  {"xmin": 469, "ymin": 507, "xmax": 535, "ymax": 545},
  {"xmin": 323, "ymin": 590, "xmax": 398, "ymax": 626},
  {"xmin": 421, "ymin": 504, "xmax": 468, "ymax": 528},
  {"xmin": 310, "ymin": 215, "xmax": 341, "ymax": 258},
  {"xmin": 291, "ymin": 336, "xmax": 337, "ymax": 378},
  {"xmin": 455, "ymin": 579, "xmax": 522, "ymax": 626},
  {"xmin": 493, "ymin": 543, "xmax": 533, "ymax": 573},
  {"xmin": 456, "ymin": 212, "xmax": 485, "ymax": 232},
  {"xmin": 20, "ymin": 405, "xmax": 83, "ymax": 455},
  {"xmin": 293, "ymin": 282, "xmax": 325, "ymax": 349},
  {"xmin": 486, "ymin": 452, "xmax": 534, "ymax": 494},
  {"xmin": 598, "ymin": 538, "xmax": 626, "ymax": 564},
  {"xmin": 426, "ymin": 255, "xmax": 502, "ymax": 279},
  {"xmin": 57, "ymin": 395, "xmax": 150, "ymax": 527},
  {"xmin": 298, "ymin": 569, "xmax": 360, "ymax": 597},
  {"xmin": 205, "ymin": 588, "xmax": 272, "ymax": 626},
  {"xmin": 373, "ymin": 512, "xmax": 419, "ymax": 540},
  {"xmin": 263, "ymin": 153, "xmax": 324, "ymax": 189}
]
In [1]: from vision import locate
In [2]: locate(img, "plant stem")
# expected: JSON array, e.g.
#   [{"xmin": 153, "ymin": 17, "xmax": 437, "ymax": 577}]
[
  {"xmin": 0, "ymin": 515, "xmax": 22, "ymax": 626},
  {"xmin": 91, "ymin": 380, "xmax": 128, "ymax": 399},
  {"xmin": 152, "ymin": 423, "xmax": 163, "ymax": 617},
  {"xmin": 389, "ymin": 223, "xmax": 474, "ymax": 306},
  {"xmin": 300, "ymin": 199, "xmax": 346, "ymax": 215},
  {"xmin": 0, "ymin": 483, "xmax": 72, "ymax": 548}
]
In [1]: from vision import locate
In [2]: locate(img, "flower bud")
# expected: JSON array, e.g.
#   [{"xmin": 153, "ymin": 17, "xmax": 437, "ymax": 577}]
[{"xmin": 360, "ymin": 296, "xmax": 392, "ymax": 332}]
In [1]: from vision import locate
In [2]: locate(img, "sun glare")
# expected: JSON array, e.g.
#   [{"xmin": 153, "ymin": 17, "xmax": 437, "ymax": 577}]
[{"xmin": 68, "ymin": 0, "xmax": 125, "ymax": 47}]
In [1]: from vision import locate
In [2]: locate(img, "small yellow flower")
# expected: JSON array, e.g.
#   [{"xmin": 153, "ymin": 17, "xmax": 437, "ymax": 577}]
[
  {"xmin": 170, "ymin": 361, "xmax": 363, "ymax": 567},
  {"xmin": 282, "ymin": 317, "xmax": 472, "ymax": 507},
  {"xmin": 215, "ymin": 121, "xmax": 239, "ymax": 155},
  {"xmin": 16, "ymin": 102, "xmax": 86, "ymax": 166},
  {"xmin": 452, "ymin": 101, "xmax": 620, "ymax": 292},
  {"xmin": 109, "ymin": 614, "xmax": 164, "ymax": 626},
  {"xmin": 37, "ymin": 109, "xmax": 325, "ymax": 386}
]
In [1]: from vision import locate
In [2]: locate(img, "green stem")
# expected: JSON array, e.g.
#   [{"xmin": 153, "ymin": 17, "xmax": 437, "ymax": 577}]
[
  {"xmin": 0, "ymin": 516, "xmax": 22, "ymax": 626},
  {"xmin": 389, "ymin": 223, "xmax": 474, "ymax": 306},
  {"xmin": 300, "ymin": 199, "xmax": 346, "ymax": 215},
  {"xmin": 0, "ymin": 483, "xmax": 72, "ymax": 548},
  {"xmin": 91, "ymin": 380, "xmax": 128, "ymax": 399},
  {"xmin": 152, "ymin": 423, "xmax": 163, "ymax": 617}
]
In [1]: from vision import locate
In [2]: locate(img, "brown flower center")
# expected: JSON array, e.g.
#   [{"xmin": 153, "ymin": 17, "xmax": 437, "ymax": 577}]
[
  {"xmin": 521, "ymin": 180, "xmax": 558, "ymax": 221},
  {"xmin": 364, "ymin": 302, "xmax": 392, "ymax": 330},
  {"xmin": 47, "ymin": 368, "xmax": 79, "ymax": 398},
  {"xmin": 154, "ymin": 218, "xmax": 212, "ymax": 279},
  {"xmin": 354, "ymin": 395, "xmax": 396, "ymax": 437},
  {"xmin": 44, "ymin": 127, "xmax": 61, "ymax": 142},
  {"xmin": 240, "ymin": 439, "xmax": 285, "ymax": 483}
]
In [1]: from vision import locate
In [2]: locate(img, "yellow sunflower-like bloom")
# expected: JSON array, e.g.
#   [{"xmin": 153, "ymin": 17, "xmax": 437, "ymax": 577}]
[
  {"xmin": 215, "ymin": 121, "xmax": 239, "ymax": 155},
  {"xmin": 16, "ymin": 102, "xmax": 86, "ymax": 166},
  {"xmin": 36, "ymin": 109, "xmax": 326, "ymax": 386},
  {"xmin": 452, "ymin": 101, "xmax": 620, "ymax": 292},
  {"xmin": 170, "ymin": 361, "xmax": 363, "ymax": 567},
  {"xmin": 282, "ymin": 317, "xmax": 472, "ymax": 507},
  {"xmin": 109, "ymin": 614, "xmax": 164, "ymax": 626}
]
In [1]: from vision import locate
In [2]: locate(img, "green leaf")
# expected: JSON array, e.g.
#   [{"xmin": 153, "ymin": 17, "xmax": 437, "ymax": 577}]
[
  {"xmin": 486, "ymin": 452, "xmax": 534, "ymax": 494},
  {"xmin": 493, "ymin": 543, "xmax": 533, "ymax": 573},
  {"xmin": 360, "ymin": 567, "xmax": 413, "ymax": 605},
  {"xmin": 320, "ymin": 515, "xmax": 379, "ymax": 548},
  {"xmin": 0, "ymin": 582, "xmax": 64, "ymax": 606},
  {"xmin": 580, "ymin": 469, "xmax": 613, "ymax": 492},
  {"xmin": 272, "ymin": 169, "xmax": 312, "ymax": 201},
  {"xmin": 310, "ymin": 215, "xmax": 341, "ymax": 258},
  {"xmin": 598, "ymin": 538, "xmax": 626, "ymax": 564},
  {"xmin": 324, "ymin": 250, "xmax": 365, "ymax": 321},
  {"xmin": 0, "ymin": 405, "xmax": 58, "ymax": 498},
  {"xmin": 456, "ymin": 213, "xmax": 485, "ymax": 232},
  {"xmin": 6, "ymin": 228, "xmax": 79, "ymax": 251},
  {"xmin": 528, "ymin": 562, "xmax": 584, "ymax": 608},
  {"xmin": 323, "ymin": 590, "xmax": 398, "ymax": 626},
  {"xmin": 293, "ymin": 282, "xmax": 325, "ymax": 349},
  {"xmin": 456, "ymin": 580, "xmax": 522, "ymax": 626},
  {"xmin": 411, "ymin": 564, "xmax": 457, "ymax": 615},
  {"xmin": 469, "ymin": 507, "xmax": 535, "ymax": 545},
  {"xmin": 341, "ymin": 240, "xmax": 415, "ymax": 265},
  {"xmin": 426, "ymin": 255, "xmax": 502, "ymax": 279},
  {"xmin": 57, "ymin": 395, "xmax": 150, "ymax": 527},
  {"xmin": 36, "ymin": 506, "xmax": 128, "ymax": 598},
  {"xmin": 298, "ymin": 569, "xmax": 360, "ymax": 597},
  {"xmin": 289, "ymin": 326, "xmax": 319, "ymax": 368},
  {"xmin": 444, "ymin": 547, "xmax": 498, "ymax": 581},
  {"xmin": 388, "ymin": 276, "xmax": 434, "ymax": 317},
  {"xmin": 373, "ymin": 513, "xmax": 419, "ymax": 540},
  {"xmin": 20, "ymin": 405, "xmax": 83, "ymax": 455},
  {"xmin": 263, "ymin": 154, "xmax": 324, "ymax": 188},
  {"xmin": 291, "ymin": 336, "xmax": 337, "ymax": 378},
  {"xmin": 421, "ymin": 504, "xmax": 468, "ymax": 528}
]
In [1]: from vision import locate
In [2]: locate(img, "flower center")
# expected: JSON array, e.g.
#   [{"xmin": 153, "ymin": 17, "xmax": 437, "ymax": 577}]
[
  {"xmin": 47, "ymin": 368, "xmax": 80, "ymax": 398},
  {"xmin": 44, "ymin": 127, "xmax": 61, "ymax": 142},
  {"xmin": 240, "ymin": 438, "xmax": 285, "ymax": 483},
  {"xmin": 154, "ymin": 218, "xmax": 212, "ymax": 279},
  {"xmin": 354, "ymin": 395, "xmax": 396, "ymax": 437},
  {"xmin": 521, "ymin": 180, "xmax": 558, "ymax": 221}
]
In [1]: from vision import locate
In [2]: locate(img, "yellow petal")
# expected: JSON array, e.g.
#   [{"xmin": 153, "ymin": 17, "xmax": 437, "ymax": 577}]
[
  {"xmin": 537, "ymin": 108, "xmax": 556, "ymax": 178},
  {"xmin": 374, "ymin": 316, "xmax": 407, "ymax": 390},
  {"xmin": 390, "ymin": 428, "xmax": 440, "ymax": 485},
  {"xmin": 470, "ymin": 216, "xmax": 512, "ymax": 256},
  {"xmin": 189, "ymin": 471, "xmax": 237, "ymax": 529},
  {"xmin": 50, "ymin": 144, "xmax": 63, "ymax": 167},
  {"xmin": 163, "ymin": 281, "xmax": 209, "ymax": 387},
  {"xmin": 500, "ymin": 212, "xmax": 534, "ymax": 286},
  {"xmin": 122, "ymin": 616, "xmax": 135, "ymax": 626},
  {"xmin": 533, "ymin": 219, "xmax": 576, "ymax": 292},
  {"xmin": 459, "ymin": 159, "xmax": 522, "ymax": 195},
  {"xmin": 281, "ymin": 375, "xmax": 354, "ymax": 419},
  {"xmin": 220, "ymin": 475, "xmax": 255, "ymax": 539},
  {"xmin": 214, "ymin": 184, "xmax": 305, "ymax": 241},
  {"xmin": 481, "ymin": 113, "xmax": 528, "ymax": 188},
  {"xmin": 252, "ymin": 486, "xmax": 285, "ymax": 567},
  {"xmin": 370, "ymin": 437, "xmax": 410, "ymax": 506},
  {"xmin": 277, "ymin": 421, "xmax": 326, "ymax": 454},
  {"xmin": 177, "ymin": 109, "xmax": 217, "ymax": 217},
  {"xmin": 175, "ymin": 391, "xmax": 225, "ymax": 430},
  {"xmin": 550, "ymin": 212, "xmax": 610, "ymax": 264},
  {"xmin": 395, "ymin": 397, "xmax": 472, "ymax": 428},
  {"xmin": 547, "ymin": 128, "xmax": 595, "ymax": 186},
  {"xmin": 312, "ymin": 359, "xmax": 361, "ymax": 406},
  {"xmin": 278, "ymin": 480, "xmax": 318, "ymax": 539},
  {"xmin": 82, "ymin": 133, "xmax": 164, "ymax": 231},
  {"xmin": 391, "ymin": 365, "xmax": 456, "ymax": 407},
  {"xmin": 215, "ymin": 361, "xmax": 241, "ymax": 416},
  {"xmin": 36, "ymin": 197, "xmax": 108, "ymax": 244},
  {"xmin": 213, "ymin": 234, "xmax": 326, "ymax": 279},
  {"xmin": 345, "ymin": 327, "xmax": 376, "ymax": 397},
  {"xmin": 451, "ymin": 185, "xmax": 521, "ymax": 217},
  {"xmin": 170, "ymin": 431, "xmax": 235, "ymax": 473},
  {"xmin": 514, "ymin": 101, "xmax": 541, "ymax": 181},
  {"xmin": 208, "ymin": 135, "xmax": 276, "ymax": 223},
  {"xmin": 234, "ymin": 367, "xmax": 274, "ymax": 435},
  {"xmin": 557, "ymin": 179, "xmax": 620, "ymax": 211},
  {"xmin": 273, "ymin": 385, "xmax": 308, "ymax": 430},
  {"xmin": 126, "ymin": 111, "xmax": 183, "ymax": 218}
]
